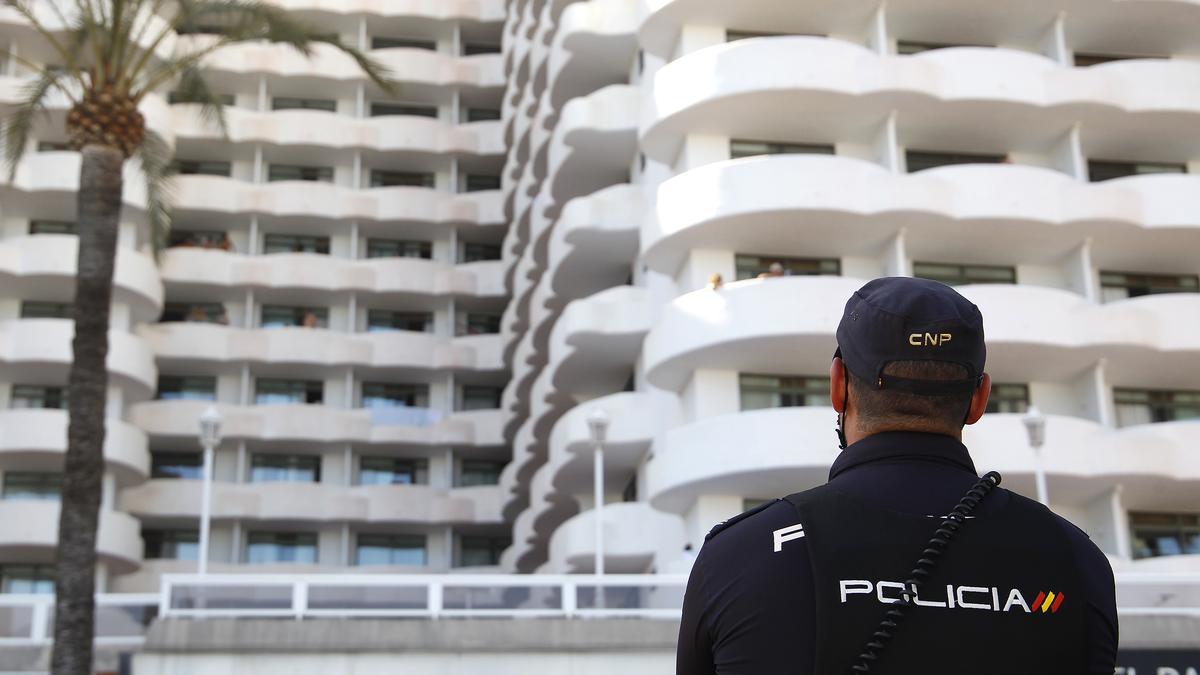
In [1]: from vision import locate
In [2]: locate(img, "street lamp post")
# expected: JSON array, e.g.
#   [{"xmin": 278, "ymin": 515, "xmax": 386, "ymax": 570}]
[
  {"xmin": 587, "ymin": 408, "xmax": 610, "ymax": 583},
  {"xmin": 1022, "ymin": 406, "xmax": 1049, "ymax": 507},
  {"xmin": 197, "ymin": 406, "xmax": 223, "ymax": 575}
]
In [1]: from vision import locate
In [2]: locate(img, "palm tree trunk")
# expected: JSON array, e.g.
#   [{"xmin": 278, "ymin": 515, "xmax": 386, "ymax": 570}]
[{"xmin": 50, "ymin": 145, "xmax": 124, "ymax": 675}]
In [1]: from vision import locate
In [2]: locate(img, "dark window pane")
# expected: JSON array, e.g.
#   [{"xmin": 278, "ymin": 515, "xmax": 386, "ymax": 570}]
[
  {"xmin": 913, "ymin": 262, "xmax": 1016, "ymax": 286},
  {"xmin": 2, "ymin": 472, "xmax": 62, "ymax": 501},
  {"xmin": 249, "ymin": 454, "xmax": 321, "ymax": 483},
  {"xmin": 365, "ymin": 239, "xmax": 432, "ymax": 259},
  {"xmin": 366, "ymin": 310, "xmax": 433, "ymax": 333},
  {"xmin": 168, "ymin": 91, "xmax": 234, "ymax": 105},
  {"xmin": 245, "ymin": 532, "xmax": 318, "ymax": 564},
  {"xmin": 29, "ymin": 220, "xmax": 77, "ymax": 235},
  {"xmin": 255, "ymin": 378, "xmax": 323, "ymax": 405},
  {"xmin": 460, "ymin": 242, "xmax": 501, "ymax": 263},
  {"xmin": 462, "ymin": 43, "xmax": 500, "ymax": 55},
  {"xmin": 1088, "ymin": 160, "xmax": 1186, "ymax": 182},
  {"xmin": 464, "ymin": 108, "xmax": 501, "ymax": 122},
  {"xmin": 262, "ymin": 234, "xmax": 330, "ymax": 255},
  {"xmin": 20, "ymin": 302, "xmax": 73, "ymax": 319},
  {"xmin": 726, "ymin": 30, "xmax": 823, "ymax": 42},
  {"xmin": 174, "ymin": 160, "xmax": 232, "ymax": 177},
  {"xmin": 362, "ymin": 383, "xmax": 429, "ymax": 409},
  {"xmin": 456, "ymin": 313, "xmax": 501, "ymax": 336},
  {"xmin": 1130, "ymin": 511, "xmax": 1200, "ymax": 559},
  {"xmin": 906, "ymin": 151, "xmax": 1006, "ymax": 172},
  {"xmin": 9, "ymin": 385, "xmax": 66, "ymax": 409},
  {"xmin": 985, "ymin": 384, "xmax": 1030, "ymax": 414},
  {"xmin": 151, "ymin": 452, "xmax": 203, "ymax": 480},
  {"xmin": 143, "ymin": 529, "xmax": 199, "ymax": 560},
  {"xmin": 0, "ymin": 564, "xmax": 56, "ymax": 594},
  {"xmin": 36, "ymin": 141, "xmax": 71, "ymax": 151},
  {"xmin": 734, "ymin": 254, "xmax": 840, "ymax": 281},
  {"xmin": 369, "ymin": 170, "xmax": 435, "ymax": 188},
  {"xmin": 464, "ymin": 175, "xmax": 501, "ymax": 192},
  {"xmin": 268, "ymin": 165, "xmax": 333, "ymax": 183},
  {"xmin": 168, "ymin": 230, "xmax": 230, "ymax": 249},
  {"xmin": 370, "ymin": 102, "xmax": 438, "ymax": 118},
  {"xmin": 897, "ymin": 40, "xmax": 991, "ymax": 55},
  {"xmin": 271, "ymin": 97, "xmax": 336, "ymax": 112},
  {"xmin": 1115, "ymin": 389, "xmax": 1200, "ymax": 426},
  {"xmin": 457, "ymin": 536, "xmax": 510, "ymax": 567},
  {"xmin": 157, "ymin": 376, "xmax": 217, "ymax": 401},
  {"xmin": 371, "ymin": 37, "xmax": 436, "ymax": 51},
  {"xmin": 459, "ymin": 386, "xmax": 501, "ymax": 411},
  {"xmin": 457, "ymin": 460, "xmax": 503, "ymax": 487},
  {"xmin": 1100, "ymin": 271, "xmax": 1199, "ymax": 302},
  {"xmin": 355, "ymin": 534, "xmax": 426, "ymax": 566},
  {"xmin": 740, "ymin": 374, "xmax": 830, "ymax": 410},
  {"xmin": 358, "ymin": 457, "xmax": 428, "ymax": 486},
  {"xmin": 160, "ymin": 302, "xmax": 228, "ymax": 324},
  {"xmin": 730, "ymin": 139, "xmax": 835, "ymax": 159},
  {"xmin": 260, "ymin": 305, "xmax": 328, "ymax": 329}
]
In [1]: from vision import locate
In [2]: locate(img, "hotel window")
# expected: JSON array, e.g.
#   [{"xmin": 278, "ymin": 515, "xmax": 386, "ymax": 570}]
[
  {"xmin": 365, "ymin": 238, "xmax": 432, "ymax": 259},
  {"xmin": 459, "ymin": 386, "xmax": 502, "ymax": 411},
  {"xmin": 175, "ymin": 22, "xmax": 223, "ymax": 35},
  {"xmin": 459, "ymin": 242, "xmax": 502, "ymax": 263},
  {"xmin": 1073, "ymin": 53, "xmax": 1145, "ymax": 67},
  {"xmin": 268, "ymin": 164, "xmax": 333, "ymax": 183},
  {"xmin": 369, "ymin": 170, "xmax": 435, "ymax": 188},
  {"xmin": 20, "ymin": 301, "xmax": 73, "ymax": 319},
  {"xmin": 358, "ymin": 457, "xmax": 428, "ymax": 486},
  {"xmin": 370, "ymin": 102, "xmax": 438, "ymax": 118},
  {"xmin": 729, "ymin": 140, "xmax": 835, "ymax": 159},
  {"xmin": 456, "ymin": 536, "xmax": 510, "ymax": 567},
  {"xmin": 726, "ymin": 29, "xmax": 821, "ymax": 42},
  {"xmin": 735, "ymin": 254, "xmax": 840, "ymax": 281},
  {"xmin": 456, "ymin": 312, "xmax": 502, "ymax": 336},
  {"xmin": 740, "ymin": 375, "xmax": 830, "ymax": 411},
  {"xmin": 985, "ymin": 384, "xmax": 1030, "ymax": 414},
  {"xmin": 462, "ymin": 42, "xmax": 501, "ymax": 56},
  {"xmin": 271, "ymin": 97, "xmax": 336, "ymax": 112},
  {"xmin": 160, "ymin": 302, "xmax": 227, "ymax": 324},
  {"xmin": 0, "ymin": 565, "xmax": 55, "ymax": 594},
  {"xmin": 371, "ymin": 36, "xmax": 436, "ymax": 51},
  {"xmin": 463, "ymin": 175, "xmax": 501, "ymax": 192},
  {"xmin": 906, "ymin": 150, "xmax": 1006, "ymax": 172},
  {"xmin": 174, "ymin": 159, "xmax": 232, "ymax": 177},
  {"xmin": 1088, "ymin": 160, "xmax": 1186, "ymax": 182},
  {"xmin": 361, "ymin": 383, "xmax": 429, "ymax": 409},
  {"xmin": 245, "ymin": 532, "xmax": 318, "ymax": 564},
  {"xmin": 36, "ymin": 141, "xmax": 71, "ymax": 151},
  {"xmin": 143, "ymin": 530, "xmax": 199, "ymax": 560},
  {"xmin": 29, "ymin": 220, "xmax": 77, "ymax": 235},
  {"xmin": 897, "ymin": 40, "xmax": 991, "ymax": 55},
  {"xmin": 260, "ymin": 305, "xmax": 328, "ymax": 329},
  {"xmin": 157, "ymin": 375, "xmax": 217, "ymax": 401},
  {"xmin": 1114, "ymin": 389, "xmax": 1200, "ymax": 427},
  {"xmin": 169, "ymin": 230, "xmax": 227, "ymax": 248},
  {"xmin": 1100, "ymin": 271, "xmax": 1199, "ymax": 302},
  {"xmin": 366, "ymin": 310, "xmax": 433, "ymax": 333},
  {"xmin": 168, "ymin": 91, "xmax": 234, "ymax": 106},
  {"xmin": 1131, "ymin": 513, "xmax": 1200, "ymax": 559},
  {"xmin": 913, "ymin": 262, "xmax": 1016, "ymax": 286},
  {"xmin": 356, "ymin": 534, "xmax": 426, "ymax": 566},
  {"xmin": 255, "ymin": 378, "xmax": 323, "ymax": 405},
  {"xmin": 262, "ymin": 233, "xmax": 330, "ymax": 255},
  {"xmin": 250, "ymin": 454, "xmax": 321, "ymax": 483},
  {"xmin": 151, "ymin": 452, "xmax": 203, "ymax": 480},
  {"xmin": 464, "ymin": 107, "xmax": 501, "ymax": 123},
  {"xmin": 9, "ymin": 385, "xmax": 66, "ymax": 409},
  {"xmin": 457, "ymin": 460, "xmax": 503, "ymax": 487},
  {"xmin": 2, "ymin": 472, "xmax": 62, "ymax": 501}
]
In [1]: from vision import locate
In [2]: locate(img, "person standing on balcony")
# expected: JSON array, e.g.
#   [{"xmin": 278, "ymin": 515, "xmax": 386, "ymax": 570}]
[{"xmin": 677, "ymin": 277, "xmax": 1117, "ymax": 675}]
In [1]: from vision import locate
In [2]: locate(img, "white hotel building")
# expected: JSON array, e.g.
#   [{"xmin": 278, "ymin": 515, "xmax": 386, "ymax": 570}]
[{"xmin": 0, "ymin": 0, "xmax": 1196, "ymax": 635}]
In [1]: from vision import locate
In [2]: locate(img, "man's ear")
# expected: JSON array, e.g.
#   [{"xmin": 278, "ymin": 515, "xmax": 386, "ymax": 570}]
[
  {"xmin": 830, "ymin": 357, "xmax": 847, "ymax": 413},
  {"xmin": 965, "ymin": 373, "xmax": 992, "ymax": 425}
]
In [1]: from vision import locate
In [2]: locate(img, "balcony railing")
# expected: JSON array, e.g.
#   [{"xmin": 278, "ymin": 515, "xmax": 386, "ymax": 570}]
[{"xmin": 0, "ymin": 573, "xmax": 1196, "ymax": 645}]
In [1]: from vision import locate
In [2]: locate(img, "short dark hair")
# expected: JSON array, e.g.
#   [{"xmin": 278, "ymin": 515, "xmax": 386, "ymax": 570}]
[{"xmin": 848, "ymin": 360, "xmax": 976, "ymax": 434}]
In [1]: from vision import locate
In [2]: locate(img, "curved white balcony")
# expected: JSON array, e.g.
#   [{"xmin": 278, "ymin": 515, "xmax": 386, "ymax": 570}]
[
  {"xmin": 548, "ymin": 183, "xmax": 642, "ymax": 300},
  {"xmin": 139, "ymin": 324, "xmax": 503, "ymax": 372},
  {"xmin": 196, "ymin": 42, "xmax": 504, "ymax": 89},
  {"xmin": 265, "ymin": 0, "xmax": 505, "ymax": 21},
  {"xmin": 548, "ymin": 285, "xmax": 653, "ymax": 395},
  {"xmin": 172, "ymin": 177, "xmax": 504, "ymax": 226},
  {"xmin": 638, "ymin": 0, "xmax": 1200, "ymax": 61},
  {"xmin": 0, "ymin": 319, "xmax": 157, "ymax": 396},
  {"xmin": 128, "ymin": 401, "xmax": 504, "ymax": 447},
  {"xmin": 641, "ymin": 38, "xmax": 1200, "ymax": 161},
  {"xmin": 121, "ymin": 481, "xmax": 503, "ymax": 524},
  {"xmin": 0, "ymin": 502, "xmax": 141, "ymax": 573},
  {"xmin": 171, "ymin": 106, "xmax": 504, "ymax": 156},
  {"xmin": 0, "ymin": 410, "xmax": 149, "ymax": 486},
  {"xmin": 0, "ymin": 78, "xmax": 174, "ymax": 145},
  {"xmin": 1112, "ymin": 554, "xmax": 1200, "ymax": 575},
  {"xmin": 1, "ymin": 152, "xmax": 151, "ymax": 211},
  {"xmin": 645, "ymin": 407, "xmax": 1200, "ymax": 515},
  {"xmin": 0, "ymin": 235, "xmax": 163, "ymax": 322},
  {"xmin": 548, "ymin": 84, "xmax": 639, "ymax": 205},
  {"xmin": 643, "ymin": 277, "xmax": 1200, "ymax": 391},
  {"xmin": 546, "ymin": 502, "xmax": 686, "ymax": 573},
  {"xmin": 645, "ymin": 156, "xmax": 1200, "ymax": 275},
  {"xmin": 547, "ymin": 0, "xmax": 639, "ymax": 107}
]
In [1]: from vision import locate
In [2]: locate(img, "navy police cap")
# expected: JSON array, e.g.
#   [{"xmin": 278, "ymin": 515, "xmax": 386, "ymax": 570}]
[{"xmin": 834, "ymin": 277, "xmax": 986, "ymax": 396}]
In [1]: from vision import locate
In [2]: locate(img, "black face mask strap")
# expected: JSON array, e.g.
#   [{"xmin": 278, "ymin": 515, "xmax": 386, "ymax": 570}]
[{"xmin": 836, "ymin": 362, "xmax": 850, "ymax": 450}]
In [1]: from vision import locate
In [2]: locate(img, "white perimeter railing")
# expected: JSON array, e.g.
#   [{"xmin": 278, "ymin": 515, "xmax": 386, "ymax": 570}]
[{"xmin": 0, "ymin": 573, "xmax": 1197, "ymax": 646}]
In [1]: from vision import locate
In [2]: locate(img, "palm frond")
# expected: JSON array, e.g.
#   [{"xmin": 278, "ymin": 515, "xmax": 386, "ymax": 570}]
[
  {"xmin": 2, "ymin": 1, "xmax": 78, "ymax": 78},
  {"xmin": 3, "ymin": 69, "xmax": 72, "ymax": 179},
  {"xmin": 171, "ymin": 63, "xmax": 229, "ymax": 136},
  {"xmin": 133, "ymin": 128, "xmax": 176, "ymax": 259}
]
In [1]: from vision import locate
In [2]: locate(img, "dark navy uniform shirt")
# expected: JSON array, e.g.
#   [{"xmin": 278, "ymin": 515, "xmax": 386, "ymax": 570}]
[{"xmin": 676, "ymin": 431, "xmax": 1119, "ymax": 675}]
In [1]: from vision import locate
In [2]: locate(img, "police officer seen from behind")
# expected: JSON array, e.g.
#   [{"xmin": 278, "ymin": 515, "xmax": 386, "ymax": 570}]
[{"xmin": 677, "ymin": 277, "xmax": 1117, "ymax": 675}]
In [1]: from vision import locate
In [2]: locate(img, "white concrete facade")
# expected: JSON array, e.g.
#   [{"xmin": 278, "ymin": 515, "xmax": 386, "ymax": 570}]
[
  {"xmin": 0, "ymin": 2, "xmax": 512, "ymax": 592},
  {"xmin": 498, "ymin": 0, "xmax": 1200, "ymax": 583}
]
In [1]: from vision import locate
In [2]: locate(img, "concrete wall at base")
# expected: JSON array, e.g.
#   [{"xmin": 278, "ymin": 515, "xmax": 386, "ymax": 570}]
[{"xmin": 135, "ymin": 652, "xmax": 675, "ymax": 675}]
